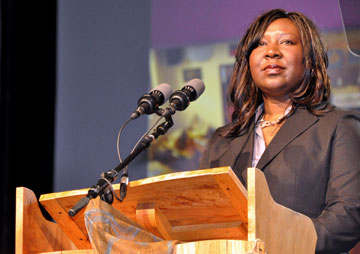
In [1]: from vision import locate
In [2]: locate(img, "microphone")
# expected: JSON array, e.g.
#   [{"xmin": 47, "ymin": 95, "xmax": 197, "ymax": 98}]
[
  {"xmin": 162, "ymin": 79, "xmax": 205, "ymax": 118},
  {"xmin": 130, "ymin": 83, "xmax": 173, "ymax": 120}
]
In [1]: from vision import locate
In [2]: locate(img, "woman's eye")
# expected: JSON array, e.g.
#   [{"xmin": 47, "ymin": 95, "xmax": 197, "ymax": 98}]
[
  {"xmin": 282, "ymin": 40, "xmax": 294, "ymax": 45},
  {"xmin": 258, "ymin": 41, "xmax": 266, "ymax": 46}
]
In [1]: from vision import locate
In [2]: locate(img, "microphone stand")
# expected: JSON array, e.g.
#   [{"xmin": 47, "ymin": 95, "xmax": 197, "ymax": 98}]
[{"xmin": 68, "ymin": 114, "xmax": 174, "ymax": 217}]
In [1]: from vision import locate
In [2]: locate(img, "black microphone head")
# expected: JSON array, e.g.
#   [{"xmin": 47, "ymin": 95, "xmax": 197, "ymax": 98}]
[
  {"xmin": 181, "ymin": 78, "xmax": 205, "ymax": 101},
  {"xmin": 138, "ymin": 83, "xmax": 172, "ymax": 112},
  {"xmin": 149, "ymin": 83, "xmax": 173, "ymax": 105},
  {"xmin": 164, "ymin": 79, "xmax": 206, "ymax": 116},
  {"xmin": 131, "ymin": 83, "xmax": 173, "ymax": 120}
]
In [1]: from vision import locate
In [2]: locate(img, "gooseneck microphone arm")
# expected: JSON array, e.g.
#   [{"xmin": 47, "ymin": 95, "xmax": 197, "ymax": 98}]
[{"xmin": 68, "ymin": 115, "xmax": 174, "ymax": 217}]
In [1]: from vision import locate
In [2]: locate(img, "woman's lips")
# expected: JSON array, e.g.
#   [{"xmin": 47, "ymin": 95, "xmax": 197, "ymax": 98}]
[{"xmin": 263, "ymin": 64, "xmax": 285, "ymax": 74}]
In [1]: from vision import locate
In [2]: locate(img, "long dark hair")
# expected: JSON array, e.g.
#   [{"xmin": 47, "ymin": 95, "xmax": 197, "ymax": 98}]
[{"xmin": 222, "ymin": 9, "xmax": 331, "ymax": 138}]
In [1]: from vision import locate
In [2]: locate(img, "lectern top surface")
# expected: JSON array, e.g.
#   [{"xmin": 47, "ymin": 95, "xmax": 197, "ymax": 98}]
[{"xmin": 40, "ymin": 166, "xmax": 248, "ymax": 245}]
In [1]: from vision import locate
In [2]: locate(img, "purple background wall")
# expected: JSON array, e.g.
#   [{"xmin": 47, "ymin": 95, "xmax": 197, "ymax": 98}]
[{"xmin": 151, "ymin": 0, "xmax": 344, "ymax": 48}]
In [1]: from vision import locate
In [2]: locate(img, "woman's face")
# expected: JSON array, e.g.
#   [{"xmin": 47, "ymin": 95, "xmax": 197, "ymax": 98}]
[{"xmin": 249, "ymin": 18, "xmax": 305, "ymax": 100}]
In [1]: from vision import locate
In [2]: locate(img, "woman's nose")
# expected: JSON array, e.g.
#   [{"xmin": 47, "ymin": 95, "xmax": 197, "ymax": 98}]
[{"xmin": 265, "ymin": 44, "xmax": 281, "ymax": 58}]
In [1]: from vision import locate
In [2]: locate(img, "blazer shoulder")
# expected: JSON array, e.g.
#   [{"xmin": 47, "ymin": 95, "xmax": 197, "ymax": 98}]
[
  {"xmin": 318, "ymin": 104, "xmax": 360, "ymax": 122},
  {"xmin": 208, "ymin": 124, "xmax": 232, "ymax": 147},
  {"xmin": 199, "ymin": 124, "xmax": 232, "ymax": 169}
]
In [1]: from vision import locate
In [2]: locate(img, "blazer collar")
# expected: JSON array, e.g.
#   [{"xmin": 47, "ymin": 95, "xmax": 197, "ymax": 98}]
[{"xmin": 256, "ymin": 106, "xmax": 319, "ymax": 170}]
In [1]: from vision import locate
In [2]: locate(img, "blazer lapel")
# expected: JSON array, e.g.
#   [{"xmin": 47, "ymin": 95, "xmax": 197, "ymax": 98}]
[{"xmin": 256, "ymin": 107, "xmax": 319, "ymax": 170}]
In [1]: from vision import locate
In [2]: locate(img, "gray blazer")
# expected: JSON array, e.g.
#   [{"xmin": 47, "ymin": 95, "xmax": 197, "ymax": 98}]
[{"xmin": 200, "ymin": 106, "xmax": 360, "ymax": 253}]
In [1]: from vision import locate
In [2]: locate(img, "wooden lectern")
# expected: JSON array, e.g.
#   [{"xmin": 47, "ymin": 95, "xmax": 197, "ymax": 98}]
[{"xmin": 16, "ymin": 167, "xmax": 318, "ymax": 253}]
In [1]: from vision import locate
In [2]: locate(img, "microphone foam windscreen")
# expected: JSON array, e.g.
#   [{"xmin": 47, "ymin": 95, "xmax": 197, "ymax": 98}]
[
  {"xmin": 186, "ymin": 78, "xmax": 205, "ymax": 99},
  {"xmin": 151, "ymin": 83, "xmax": 173, "ymax": 103}
]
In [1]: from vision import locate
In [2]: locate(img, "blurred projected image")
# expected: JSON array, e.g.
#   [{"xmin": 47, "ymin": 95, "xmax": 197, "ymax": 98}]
[{"xmin": 147, "ymin": 42, "xmax": 236, "ymax": 176}]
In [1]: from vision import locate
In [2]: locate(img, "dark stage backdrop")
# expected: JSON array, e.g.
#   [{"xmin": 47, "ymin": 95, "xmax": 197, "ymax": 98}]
[{"xmin": 0, "ymin": 0, "xmax": 56, "ymax": 252}]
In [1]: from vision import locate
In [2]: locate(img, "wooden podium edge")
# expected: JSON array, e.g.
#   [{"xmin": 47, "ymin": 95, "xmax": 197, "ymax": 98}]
[
  {"xmin": 248, "ymin": 167, "xmax": 317, "ymax": 254},
  {"xmin": 175, "ymin": 239, "xmax": 265, "ymax": 253},
  {"xmin": 15, "ymin": 187, "xmax": 78, "ymax": 254}
]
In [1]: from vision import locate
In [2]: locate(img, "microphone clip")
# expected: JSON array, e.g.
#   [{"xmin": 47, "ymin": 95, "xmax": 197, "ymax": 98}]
[{"xmin": 119, "ymin": 172, "xmax": 129, "ymax": 201}]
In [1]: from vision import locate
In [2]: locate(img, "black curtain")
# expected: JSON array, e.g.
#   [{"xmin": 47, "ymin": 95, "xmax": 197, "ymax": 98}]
[{"xmin": 0, "ymin": 0, "xmax": 56, "ymax": 252}]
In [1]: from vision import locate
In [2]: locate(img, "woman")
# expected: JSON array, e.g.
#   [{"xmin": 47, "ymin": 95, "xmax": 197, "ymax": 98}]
[{"xmin": 200, "ymin": 9, "xmax": 360, "ymax": 253}]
